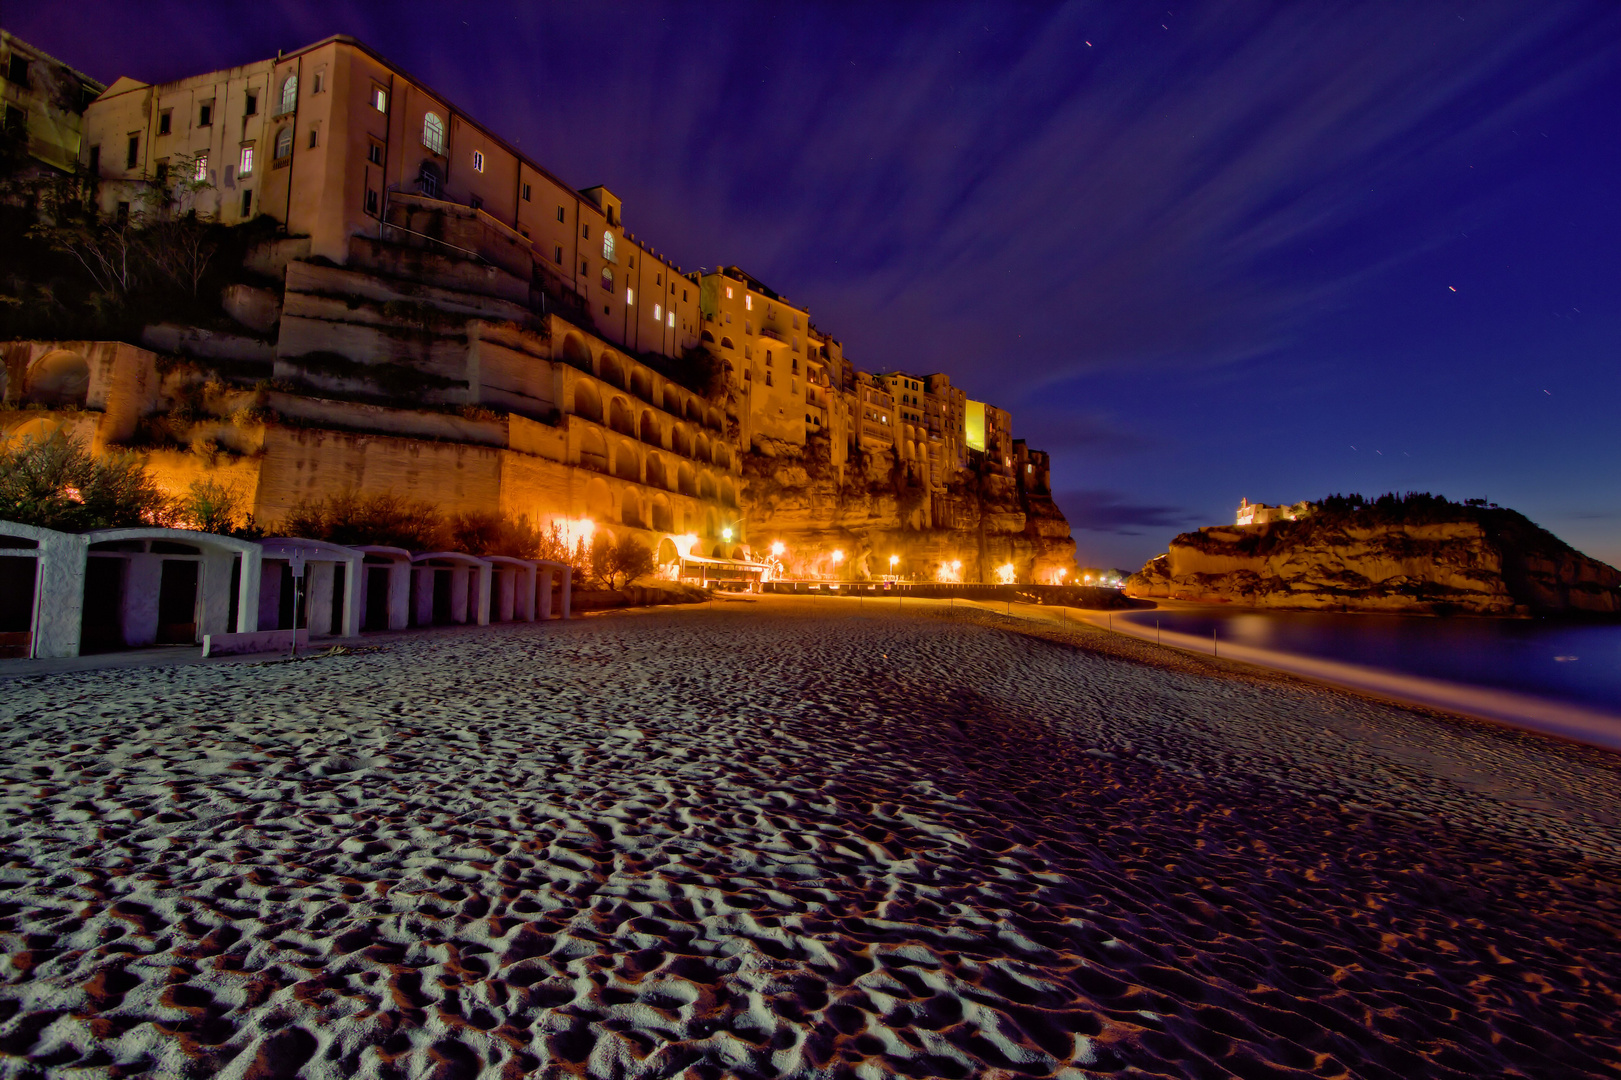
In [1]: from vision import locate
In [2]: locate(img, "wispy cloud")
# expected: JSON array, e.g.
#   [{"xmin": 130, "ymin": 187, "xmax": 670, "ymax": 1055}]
[{"xmin": 1054, "ymin": 489, "xmax": 1200, "ymax": 537}]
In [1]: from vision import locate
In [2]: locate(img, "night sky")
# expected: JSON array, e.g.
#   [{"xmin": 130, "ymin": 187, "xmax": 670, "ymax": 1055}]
[{"xmin": 12, "ymin": 1, "xmax": 1621, "ymax": 571}]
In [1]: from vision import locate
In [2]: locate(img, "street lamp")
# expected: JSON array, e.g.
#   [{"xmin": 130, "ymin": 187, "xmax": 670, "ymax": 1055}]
[
  {"xmin": 722, "ymin": 527, "xmax": 733, "ymax": 541},
  {"xmin": 889, "ymin": 555, "xmax": 899, "ymax": 569},
  {"xmin": 770, "ymin": 541, "xmax": 785, "ymax": 557}
]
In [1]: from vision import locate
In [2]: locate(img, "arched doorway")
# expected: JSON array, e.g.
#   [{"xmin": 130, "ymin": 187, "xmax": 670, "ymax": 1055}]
[
  {"xmin": 572, "ymin": 380, "xmax": 603, "ymax": 424},
  {"xmin": 27, "ymin": 350, "xmax": 90, "ymax": 407}
]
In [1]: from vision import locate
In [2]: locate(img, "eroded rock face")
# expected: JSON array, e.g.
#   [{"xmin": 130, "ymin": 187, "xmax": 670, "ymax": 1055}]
[
  {"xmin": 1127, "ymin": 514, "xmax": 1621, "ymax": 615},
  {"xmin": 738, "ymin": 438, "xmax": 1075, "ymax": 582}
]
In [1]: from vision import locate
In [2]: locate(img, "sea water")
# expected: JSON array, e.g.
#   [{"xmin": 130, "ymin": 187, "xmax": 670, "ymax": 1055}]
[{"xmin": 1119, "ymin": 608, "xmax": 1621, "ymax": 715}]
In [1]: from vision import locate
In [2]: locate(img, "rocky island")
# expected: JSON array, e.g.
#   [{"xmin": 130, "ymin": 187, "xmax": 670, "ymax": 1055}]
[{"xmin": 1127, "ymin": 493, "xmax": 1621, "ymax": 616}]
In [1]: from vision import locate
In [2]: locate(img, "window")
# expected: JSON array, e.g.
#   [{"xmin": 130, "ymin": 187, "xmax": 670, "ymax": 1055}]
[
  {"xmin": 158, "ymin": 109, "xmax": 172, "ymax": 135},
  {"xmin": 521, "ymin": 182, "xmax": 531, "ymax": 201},
  {"xmin": 312, "ymin": 69, "xmax": 325, "ymax": 94},
  {"xmin": 126, "ymin": 134, "xmax": 139, "ymax": 169},
  {"xmin": 239, "ymin": 145, "xmax": 254, "ymax": 175},
  {"xmin": 194, "ymin": 152, "xmax": 208, "ymax": 181},
  {"xmin": 469, "ymin": 194, "xmax": 482, "ymax": 211},
  {"xmin": 87, "ymin": 145, "xmax": 99, "ymax": 176},
  {"xmin": 626, "ymin": 288, "xmax": 634, "ymax": 305},
  {"xmin": 198, "ymin": 100, "xmax": 213, "ymax": 126},
  {"xmin": 154, "ymin": 159, "xmax": 168, "ymax": 185},
  {"xmin": 600, "ymin": 265, "xmax": 614, "ymax": 293},
  {"xmin": 556, "ymin": 205, "xmax": 565, "ymax": 222},
  {"xmin": 241, "ymin": 189, "xmax": 253, "ymax": 217},
  {"xmin": 766, "ymin": 372, "xmax": 773, "ymax": 387},
  {"xmin": 683, "ymin": 289, "xmax": 687, "ymax": 301},
  {"xmin": 1, "ymin": 105, "xmax": 23, "ymax": 138},
  {"xmin": 764, "ymin": 351, "xmax": 772, "ymax": 367},
  {"xmin": 667, "ymin": 310, "xmax": 675, "ymax": 328},
  {"xmin": 365, "ymin": 189, "xmax": 379, "ymax": 216},
  {"xmin": 274, "ymin": 127, "xmax": 291, "ymax": 159},
  {"xmin": 581, "ymin": 259, "xmax": 588, "ymax": 275},
  {"xmin": 277, "ymin": 75, "xmax": 298, "ymax": 115},
  {"xmin": 725, "ymin": 286, "xmax": 733, "ymax": 299},
  {"xmin": 422, "ymin": 111, "xmax": 444, "ymax": 154},
  {"xmin": 745, "ymin": 295, "xmax": 753, "ymax": 310},
  {"xmin": 582, "ymin": 223, "xmax": 590, "ymax": 239},
  {"xmin": 307, "ymin": 128, "xmax": 318, "ymax": 149},
  {"xmin": 367, "ymin": 141, "xmax": 383, "ymax": 165},
  {"xmin": 6, "ymin": 54, "xmax": 27, "ymax": 86},
  {"xmin": 653, "ymin": 303, "xmax": 663, "ymax": 321},
  {"xmin": 244, "ymin": 92, "xmax": 258, "ymax": 116},
  {"xmin": 554, "ymin": 244, "xmax": 563, "ymax": 263},
  {"xmin": 471, "ymin": 149, "xmax": 484, "ymax": 172},
  {"xmin": 519, "ymin": 226, "xmax": 528, "ymax": 239},
  {"xmin": 655, "ymin": 273, "xmax": 662, "ymax": 286},
  {"xmin": 371, "ymin": 86, "xmax": 388, "ymax": 113},
  {"xmin": 417, "ymin": 161, "xmax": 441, "ymax": 197},
  {"xmin": 115, "ymin": 201, "xmax": 129, "ymax": 226},
  {"xmin": 602, "ymin": 231, "xmax": 614, "ymax": 261}
]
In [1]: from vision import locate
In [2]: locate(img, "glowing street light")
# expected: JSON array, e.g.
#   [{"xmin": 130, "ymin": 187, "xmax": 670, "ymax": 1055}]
[
  {"xmin": 831, "ymin": 549, "xmax": 845, "ymax": 564},
  {"xmin": 889, "ymin": 555, "xmax": 899, "ymax": 569},
  {"xmin": 770, "ymin": 541, "xmax": 786, "ymax": 557},
  {"xmin": 951, "ymin": 559, "xmax": 962, "ymax": 571},
  {"xmin": 722, "ymin": 526, "xmax": 733, "ymax": 541}
]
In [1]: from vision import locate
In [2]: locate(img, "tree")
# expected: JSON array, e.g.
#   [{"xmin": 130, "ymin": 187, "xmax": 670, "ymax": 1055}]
[
  {"xmin": 592, "ymin": 533, "xmax": 656, "ymax": 590},
  {"xmin": 450, "ymin": 510, "xmax": 542, "ymax": 559},
  {"xmin": 176, "ymin": 477, "xmax": 260, "ymax": 537},
  {"xmin": 0, "ymin": 430, "xmax": 174, "ymax": 530}
]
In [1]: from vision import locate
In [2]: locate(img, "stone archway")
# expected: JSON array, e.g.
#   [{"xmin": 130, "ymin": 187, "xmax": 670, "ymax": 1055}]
[
  {"xmin": 645, "ymin": 453, "xmax": 668, "ymax": 491},
  {"xmin": 579, "ymin": 426, "xmax": 608, "ymax": 473},
  {"xmin": 572, "ymin": 379, "xmax": 603, "ymax": 425},
  {"xmin": 584, "ymin": 477, "xmax": 614, "ymax": 523},
  {"xmin": 657, "ymin": 536, "xmax": 678, "ymax": 566},
  {"xmin": 609, "ymin": 397, "xmax": 635, "ymax": 437},
  {"xmin": 27, "ymin": 349, "xmax": 90, "ymax": 407},
  {"xmin": 639, "ymin": 410, "xmax": 659, "ymax": 444},
  {"xmin": 612, "ymin": 441, "xmax": 641, "ymax": 482},
  {"xmin": 561, "ymin": 333, "xmax": 592, "ymax": 370},
  {"xmin": 649, "ymin": 494, "xmax": 674, "ymax": 533}
]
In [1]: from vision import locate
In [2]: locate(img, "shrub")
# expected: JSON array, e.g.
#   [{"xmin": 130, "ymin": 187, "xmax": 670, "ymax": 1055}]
[
  {"xmin": 177, "ymin": 477, "xmax": 262, "ymax": 538},
  {"xmin": 0, "ymin": 431, "xmax": 174, "ymax": 530},
  {"xmin": 279, "ymin": 490, "xmax": 450, "ymax": 550},
  {"xmin": 450, "ymin": 510, "xmax": 542, "ymax": 559}
]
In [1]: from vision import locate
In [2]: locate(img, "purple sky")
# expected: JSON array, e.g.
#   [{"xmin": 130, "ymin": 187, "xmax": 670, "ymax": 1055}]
[{"xmin": 13, "ymin": 1, "xmax": 1621, "ymax": 570}]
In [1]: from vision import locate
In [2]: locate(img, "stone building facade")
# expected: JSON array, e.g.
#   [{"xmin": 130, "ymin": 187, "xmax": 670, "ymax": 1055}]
[
  {"xmin": 14, "ymin": 32, "xmax": 1074, "ymax": 581},
  {"xmin": 0, "ymin": 30, "xmax": 103, "ymax": 178}
]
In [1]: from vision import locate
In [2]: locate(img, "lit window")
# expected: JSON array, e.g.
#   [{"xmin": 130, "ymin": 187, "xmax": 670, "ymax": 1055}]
[
  {"xmin": 626, "ymin": 287, "xmax": 634, "ymax": 305},
  {"xmin": 194, "ymin": 152, "xmax": 208, "ymax": 181},
  {"xmin": 602, "ymin": 231, "xmax": 614, "ymax": 261},
  {"xmin": 725, "ymin": 286, "xmax": 733, "ymax": 299},
  {"xmin": 422, "ymin": 112, "xmax": 445, "ymax": 154},
  {"xmin": 371, "ymin": 87, "xmax": 388, "ymax": 113},
  {"xmin": 239, "ymin": 145, "xmax": 254, "ymax": 175},
  {"xmin": 667, "ymin": 311, "xmax": 674, "ymax": 328},
  {"xmin": 471, "ymin": 150, "xmax": 484, "ymax": 172},
  {"xmin": 277, "ymin": 75, "xmax": 298, "ymax": 115},
  {"xmin": 653, "ymin": 303, "xmax": 663, "ymax": 321},
  {"xmin": 745, "ymin": 295, "xmax": 753, "ymax": 310}
]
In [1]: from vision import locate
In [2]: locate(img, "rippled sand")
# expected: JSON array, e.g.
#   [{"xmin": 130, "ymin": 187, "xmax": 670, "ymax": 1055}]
[{"xmin": 1, "ymin": 596, "xmax": 1618, "ymax": 1078}]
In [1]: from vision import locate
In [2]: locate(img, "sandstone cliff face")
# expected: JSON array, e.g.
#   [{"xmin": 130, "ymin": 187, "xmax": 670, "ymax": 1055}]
[
  {"xmin": 1127, "ymin": 513, "xmax": 1621, "ymax": 616},
  {"xmin": 739, "ymin": 436, "xmax": 1075, "ymax": 582}
]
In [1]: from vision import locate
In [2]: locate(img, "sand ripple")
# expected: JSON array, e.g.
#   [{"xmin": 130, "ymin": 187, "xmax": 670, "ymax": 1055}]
[{"xmin": 1, "ymin": 598, "xmax": 1619, "ymax": 1078}]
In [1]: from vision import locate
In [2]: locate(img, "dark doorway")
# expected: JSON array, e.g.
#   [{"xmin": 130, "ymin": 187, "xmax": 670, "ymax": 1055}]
[
  {"xmin": 156, "ymin": 560, "xmax": 199, "ymax": 644},
  {"xmin": 364, "ymin": 566, "xmax": 389, "ymax": 630},
  {"xmin": 275, "ymin": 564, "xmax": 308, "ymax": 629},
  {"xmin": 80, "ymin": 557, "xmax": 126, "ymax": 653},
  {"xmin": 0, "ymin": 556, "xmax": 37, "ymax": 658},
  {"xmin": 431, "ymin": 569, "xmax": 452, "ymax": 625},
  {"xmin": 330, "ymin": 564, "xmax": 346, "ymax": 635}
]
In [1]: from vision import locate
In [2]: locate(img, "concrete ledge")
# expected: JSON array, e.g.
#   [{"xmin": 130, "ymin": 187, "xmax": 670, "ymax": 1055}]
[{"xmin": 203, "ymin": 628, "xmax": 309, "ymax": 656}]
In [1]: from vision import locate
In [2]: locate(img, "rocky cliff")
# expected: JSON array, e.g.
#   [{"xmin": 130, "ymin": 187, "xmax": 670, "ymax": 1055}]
[
  {"xmin": 739, "ymin": 434, "xmax": 1075, "ymax": 582},
  {"xmin": 1127, "ymin": 501, "xmax": 1621, "ymax": 616}
]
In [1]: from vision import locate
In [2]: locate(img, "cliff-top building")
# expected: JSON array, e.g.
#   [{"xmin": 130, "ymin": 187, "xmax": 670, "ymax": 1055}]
[{"xmin": 4, "ymin": 32, "xmax": 1073, "ymax": 582}]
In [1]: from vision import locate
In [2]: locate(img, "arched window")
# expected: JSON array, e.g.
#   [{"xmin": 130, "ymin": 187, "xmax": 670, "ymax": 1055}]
[
  {"xmin": 278, "ymin": 75, "xmax": 298, "ymax": 115},
  {"xmin": 602, "ymin": 230, "xmax": 615, "ymax": 262},
  {"xmin": 274, "ymin": 126, "xmax": 292, "ymax": 160},
  {"xmin": 422, "ymin": 112, "xmax": 445, "ymax": 155},
  {"xmin": 600, "ymin": 265, "xmax": 614, "ymax": 293}
]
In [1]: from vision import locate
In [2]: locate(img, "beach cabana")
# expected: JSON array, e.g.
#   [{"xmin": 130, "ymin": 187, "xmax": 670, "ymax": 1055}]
[
  {"xmin": 0, "ymin": 521, "xmax": 90, "ymax": 658},
  {"xmin": 257, "ymin": 538, "xmax": 363, "ymax": 638},
  {"xmin": 537, "ymin": 560, "xmax": 573, "ymax": 620},
  {"xmin": 409, "ymin": 552, "xmax": 492, "ymax": 627},
  {"xmin": 354, "ymin": 546, "xmax": 413, "ymax": 631},
  {"xmin": 79, "ymin": 528, "xmax": 262, "ymax": 652},
  {"xmin": 483, "ymin": 555, "xmax": 538, "ymax": 622}
]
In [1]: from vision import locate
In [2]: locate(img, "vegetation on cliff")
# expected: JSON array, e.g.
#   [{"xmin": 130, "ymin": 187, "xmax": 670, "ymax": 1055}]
[{"xmin": 1130, "ymin": 492, "xmax": 1621, "ymax": 616}]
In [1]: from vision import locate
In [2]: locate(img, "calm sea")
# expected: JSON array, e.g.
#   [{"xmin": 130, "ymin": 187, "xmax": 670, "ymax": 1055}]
[{"xmin": 1118, "ymin": 607, "xmax": 1621, "ymax": 716}]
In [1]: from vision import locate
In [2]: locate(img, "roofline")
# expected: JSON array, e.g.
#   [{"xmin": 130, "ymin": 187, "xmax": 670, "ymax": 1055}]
[{"xmin": 1, "ymin": 30, "xmax": 106, "ymax": 93}]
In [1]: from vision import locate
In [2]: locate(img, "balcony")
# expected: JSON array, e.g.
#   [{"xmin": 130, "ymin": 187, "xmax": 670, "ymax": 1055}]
[{"xmin": 758, "ymin": 327, "xmax": 785, "ymax": 344}]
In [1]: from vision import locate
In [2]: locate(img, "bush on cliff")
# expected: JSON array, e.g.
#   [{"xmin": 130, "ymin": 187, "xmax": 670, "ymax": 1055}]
[
  {"xmin": 0, "ymin": 431, "xmax": 172, "ymax": 531},
  {"xmin": 280, "ymin": 490, "xmax": 451, "ymax": 551}
]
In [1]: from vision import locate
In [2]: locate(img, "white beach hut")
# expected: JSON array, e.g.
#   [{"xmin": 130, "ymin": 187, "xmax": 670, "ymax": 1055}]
[
  {"xmin": 257, "ymin": 538, "xmax": 363, "ymax": 638},
  {"xmin": 354, "ymin": 546, "xmax": 413, "ymax": 631},
  {"xmin": 79, "ymin": 528, "xmax": 262, "ymax": 652},
  {"xmin": 0, "ymin": 520, "xmax": 89, "ymax": 658},
  {"xmin": 409, "ymin": 551, "xmax": 492, "ymax": 627},
  {"xmin": 483, "ymin": 555, "xmax": 538, "ymax": 622}
]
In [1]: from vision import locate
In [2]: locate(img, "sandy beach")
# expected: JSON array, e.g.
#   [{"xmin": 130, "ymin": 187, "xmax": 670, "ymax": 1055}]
[{"xmin": 2, "ymin": 595, "xmax": 1619, "ymax": 1078}]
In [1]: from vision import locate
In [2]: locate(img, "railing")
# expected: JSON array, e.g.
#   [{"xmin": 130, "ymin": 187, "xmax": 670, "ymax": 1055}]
[{"xmin": 758, "ymin": 327, "xmax": 785, "ymax": 344}]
